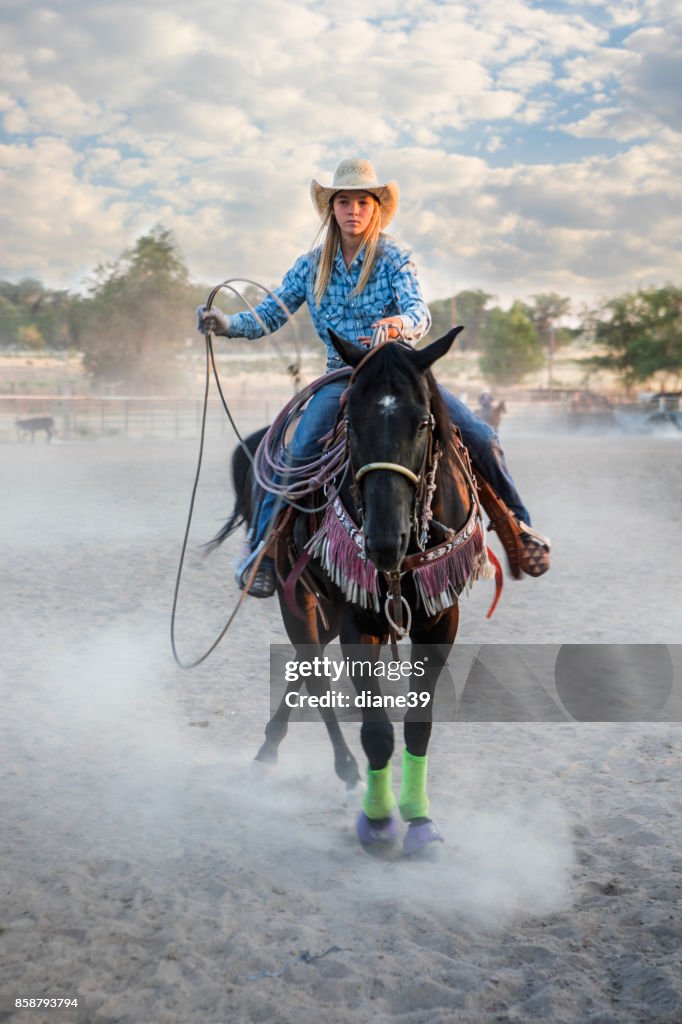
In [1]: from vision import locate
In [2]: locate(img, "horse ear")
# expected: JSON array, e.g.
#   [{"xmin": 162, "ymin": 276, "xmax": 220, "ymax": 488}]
[
  {"xmin": 328, "ymin": 329, "xmax": 367, "ymax": 367},
  {"xmin": 411, "ymin": 326, "xmax": 464, "ymax": 372}
]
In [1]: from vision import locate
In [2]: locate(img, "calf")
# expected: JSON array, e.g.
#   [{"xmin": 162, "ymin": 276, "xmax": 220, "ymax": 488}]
[{"xmin": 16, "ymin": 416, "xmax": 55, "ymax": 442}]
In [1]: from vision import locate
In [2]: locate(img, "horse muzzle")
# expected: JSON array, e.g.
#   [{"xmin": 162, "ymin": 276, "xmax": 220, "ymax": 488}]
[
  {"xmin": 358, "ymin": 467, "xmax": 416, "ymax": 572},
  {"xmin": 364, "ymin": 526, "xmax": 409, "ymax": 573}
]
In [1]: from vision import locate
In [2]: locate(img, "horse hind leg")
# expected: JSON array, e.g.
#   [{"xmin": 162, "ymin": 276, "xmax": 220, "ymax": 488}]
[
  {"xmin": 254, "ymin": 676, "xmax": 298, "ymax": 765},
  {"xmin": 255, "ymin": 684, "xmax": 360, "ymax": 790},
  {"xmin": 282, "ymin": 572, "xmax": 361, "ymax": 788},
  {"xmin": 255, "ymin": 636, "xmax": 360, "ymax": 790},
  {"xmin": 304, "ymin": 667, "xmax": 360, "ymax": 790}
]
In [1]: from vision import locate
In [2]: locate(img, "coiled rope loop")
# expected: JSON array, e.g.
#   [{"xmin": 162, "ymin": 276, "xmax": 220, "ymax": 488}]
[{"xmin": 171, "ymin": 279, "xmax": 352, "ymax": 669}]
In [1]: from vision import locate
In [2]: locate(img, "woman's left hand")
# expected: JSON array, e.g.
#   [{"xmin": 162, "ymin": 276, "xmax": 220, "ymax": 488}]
[{"xmin": 359, "ymin": 317, "xmax": 405, "ymax": 343}]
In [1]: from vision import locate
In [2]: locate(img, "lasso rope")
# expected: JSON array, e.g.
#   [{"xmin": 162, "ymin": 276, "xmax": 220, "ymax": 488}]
[
  {"xmin": 249, "ymin": 324, "xmax": 393, "ymax": 511},
  {"xmin": 170, "ymin": 280, "xmax": 357, "ymax": 669},
  {"xmin": 171, "ymin": 279, "xmax": 304, "ymax": 669},
  {"xmin": 251, "ymin": 369, "xmax": 352, "ymax": 513}
]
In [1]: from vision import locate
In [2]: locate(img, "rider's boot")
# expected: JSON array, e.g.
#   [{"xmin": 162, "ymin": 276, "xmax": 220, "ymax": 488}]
[
  {"xmin": 235, "ymin": 540, "xmax": 277, "ymax": 598},
  {"xmin": 475, "ymin": 474, "xmax": 551, "ymax": 578}
]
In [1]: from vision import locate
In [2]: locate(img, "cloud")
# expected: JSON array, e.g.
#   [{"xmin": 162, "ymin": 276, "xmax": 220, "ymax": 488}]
[
  {"xmin": 0, "ymin": 0, "xmax": 680, "ymax": 305},
  {"xmin": 621, "ymin": 22, "xmax": 682, "ymax": 132}
]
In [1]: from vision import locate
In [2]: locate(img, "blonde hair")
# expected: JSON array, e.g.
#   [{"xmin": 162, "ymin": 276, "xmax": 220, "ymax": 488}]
[{"xmin": 312, "ymin": 195, "xmax": 383, "ymax": 307}]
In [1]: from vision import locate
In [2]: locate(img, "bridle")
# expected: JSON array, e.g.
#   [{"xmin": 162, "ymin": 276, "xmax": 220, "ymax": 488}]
[
  {"xmin": 354, "ymin": 462, "xmax": 420, "ymax": 487},
  {"xmin": 344, "ymin": 354, "xmax": 444, "ymax": 653},
  {"xmin": 345, "ymin": 333, "xmax": 436, "ymax": 500},
  {"xmin": 341, "ymin": 331, "xmax": 489, "ymax": 651},
  {"xmin": 351, "ymin": 409, "xmax": 439, "ymax": 544}
]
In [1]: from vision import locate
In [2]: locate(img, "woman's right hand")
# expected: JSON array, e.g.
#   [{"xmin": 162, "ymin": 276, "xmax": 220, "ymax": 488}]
[{"xmin": 196, "ymin": 304, "xmax": 232, "ymax": 336}]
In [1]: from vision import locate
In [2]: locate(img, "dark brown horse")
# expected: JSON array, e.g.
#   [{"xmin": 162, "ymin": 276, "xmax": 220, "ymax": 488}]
[{"xmin": 217, "ymin": 328, "xmax": 490, "ymax": 854}]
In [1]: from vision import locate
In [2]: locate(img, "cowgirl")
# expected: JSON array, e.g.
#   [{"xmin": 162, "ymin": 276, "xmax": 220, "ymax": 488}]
[{"xmin": 198, "ymin": 159, "xmax": 548, "ymax": 596}]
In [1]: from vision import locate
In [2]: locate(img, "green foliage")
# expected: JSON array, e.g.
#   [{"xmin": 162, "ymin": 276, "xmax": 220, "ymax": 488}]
[
  {"xmin": 78, "ymin": 226, "xmax": 194, "ymax": 390},
  {"xmin": 522, "ymin": 292, "xmax": 572, "ymax": 345},
  {"xmin": 586, "ymin": 286, "xmax": 682, "ymax": 389},
  {"xmin": 428, "ymin": 289, "xmax": 494, "ymax": 349},
  {"xmin": 4, "ymin": 229, "xmax": 681, "ymax": 396},
  {"xmin": 479, "ymin": 302, "xmax": 544, "ymax": 386},
  {"xmin": 17, "ymin": 324, "xmax": 45, "ymax": 351},
  {"xmin": 0, "ymin": 279, "xmax": 75, "ymax": 349},
  {"xmin": 521, "ymin": 293, "xmax": 572, "ymax": 387}
]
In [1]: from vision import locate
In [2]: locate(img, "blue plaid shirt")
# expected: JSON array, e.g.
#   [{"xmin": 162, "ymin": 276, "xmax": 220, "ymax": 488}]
[{"xmin": 226, "ymin": 236, "xmax": 431, "ymax": 370}]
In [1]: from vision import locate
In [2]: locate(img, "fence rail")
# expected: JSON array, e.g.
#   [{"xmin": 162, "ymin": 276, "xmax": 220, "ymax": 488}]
[
  {"xmin": 1, "ymin": 395, "xmax": 285, "ymax": 442},
  {"xmin": 0, "ymin": 392, "xmax": 661, "ymax": 444}
]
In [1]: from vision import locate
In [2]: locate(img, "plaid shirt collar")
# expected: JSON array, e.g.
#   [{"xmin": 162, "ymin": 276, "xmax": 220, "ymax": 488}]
[{"xmin": 334, "ymin": 244, "xmax": 366, "ymax": 274}]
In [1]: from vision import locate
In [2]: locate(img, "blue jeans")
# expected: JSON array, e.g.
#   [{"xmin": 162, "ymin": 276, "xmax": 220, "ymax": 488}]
[
  {"xmin": 438, "ymin": 387, "xmax": 530, "ymax": 523},
  {"xmin": 252, "ymin": 381, "xmax": 530, "ymax": 548}
]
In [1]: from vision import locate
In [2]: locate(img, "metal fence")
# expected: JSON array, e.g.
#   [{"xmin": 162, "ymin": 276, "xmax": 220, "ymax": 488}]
[
  {"xmin": 1, "ymin": 394, "xmax": 287, "ymax": 442},
  {"xmin": 1, "ymin": 392, "xmax": 664, "ymax": 444}
]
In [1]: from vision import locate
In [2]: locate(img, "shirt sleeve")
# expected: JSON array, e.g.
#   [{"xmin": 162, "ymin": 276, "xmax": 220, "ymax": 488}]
[
  {"xmin": 391, "ymin": 259, "xmax": 431, "ymax": 342},
  {"xmin": 225, "ymin": 254, "xmax": 309, "ymax": 339}
]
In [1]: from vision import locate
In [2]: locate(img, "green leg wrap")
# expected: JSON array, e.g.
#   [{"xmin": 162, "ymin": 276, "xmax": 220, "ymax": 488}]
[
  {"xmin": 362, "ymin": 763, "xmax": 396, "ymax": 820},
  {"xmin": 399, "ymin": 750, "xmax": 430, "ymax": 821}
]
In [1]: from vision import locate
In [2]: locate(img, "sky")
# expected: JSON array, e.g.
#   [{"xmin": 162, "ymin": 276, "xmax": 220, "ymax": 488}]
[{"xmin": 0, "ymin": 0, "xmax": 680, "ymax": 307}]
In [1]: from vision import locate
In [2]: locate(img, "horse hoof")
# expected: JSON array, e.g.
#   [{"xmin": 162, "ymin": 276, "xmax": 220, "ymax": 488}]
[
  {"xmin": 254, "ymin": 744, "xmax": 278, "ymax": 765},
  {"xmin": 336, "ymin": 754, "xmax": 360, "ymax": 790},
  {"xmin": 356, "ymin": 811, "xmax": 398, "ymax": 845},
  {"xmin": 402, "ymin": 819, "xmax": 444, "ymax": 857}
]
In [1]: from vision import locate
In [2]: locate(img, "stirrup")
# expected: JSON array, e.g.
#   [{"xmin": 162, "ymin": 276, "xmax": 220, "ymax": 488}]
[
  {"xmin": 235, "ymin": 543, "xmax": 276, "ymax": 598},
  {"xmin": 517, "ymin": 522, "xmax": 551, "ymax": 577}
]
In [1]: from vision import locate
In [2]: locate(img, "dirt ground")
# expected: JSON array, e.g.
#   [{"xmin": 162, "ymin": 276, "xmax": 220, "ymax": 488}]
[{"xmin": 1, "ymin": 427, "xmax": 681, "ymax": 1024}]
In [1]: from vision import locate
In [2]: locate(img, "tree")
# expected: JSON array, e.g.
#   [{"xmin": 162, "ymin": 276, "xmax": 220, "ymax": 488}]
[
  {"xmin": 428, "ymin": 289, "xmax": 494, "ymax": 349},
  {"xmin": 79, "ymin": 226, "xmax": 193, "ymax": 390},
  {"xmin": 0, "ymin": 279, "xmax": 76, "ymax": 350},
  {"xmin": 587, "ymin": 286, "xmax": 682, "ymax": 391},
  {"xmin": 17, "ymin": 324, "xmax": 44, "ymax": 351},
  {"xmin": 522, "ymin": 292, "xmax": 572, "ymax": 388},
  {"xmin": 479, "ymin": 302, "xmax": 544, "ymax": 386}
]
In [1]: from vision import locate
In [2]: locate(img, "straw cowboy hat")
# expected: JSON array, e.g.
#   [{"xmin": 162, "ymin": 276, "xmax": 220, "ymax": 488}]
[{"xmin": 310, "ymin": 158, "xmax": 399, "ymax": 228}]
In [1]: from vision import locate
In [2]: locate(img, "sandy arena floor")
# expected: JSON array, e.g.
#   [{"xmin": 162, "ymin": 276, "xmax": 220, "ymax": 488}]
[{"xmin": 1, "ymin": 427, "xmax": 681, "ymax": 1024}]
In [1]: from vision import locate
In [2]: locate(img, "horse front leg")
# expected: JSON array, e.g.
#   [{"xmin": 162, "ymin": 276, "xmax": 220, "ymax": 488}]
[
  {"xmin": 341, "ymin": 613, "xmax": 397, "ymax": 846},
  {"xmin": 400, "ymin": 607, "xmax": 459, "ymax": 855}
]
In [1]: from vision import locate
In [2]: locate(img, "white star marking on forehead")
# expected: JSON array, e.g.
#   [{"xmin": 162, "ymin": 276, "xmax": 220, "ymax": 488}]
[{"xmin": 378, "ymin": 395, "xmax": 397, "ymax": 413}]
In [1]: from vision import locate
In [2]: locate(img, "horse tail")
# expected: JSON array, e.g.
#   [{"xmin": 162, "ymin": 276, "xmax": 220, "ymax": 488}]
[{"xmin": 205, "ymin": 426, "xmax": 269, "ymax": 552}]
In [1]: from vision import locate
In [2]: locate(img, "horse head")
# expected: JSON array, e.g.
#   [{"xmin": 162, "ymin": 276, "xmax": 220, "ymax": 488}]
[{"xmin": 329, "ymin": 327, "xmax": 464, "ymax": 572}]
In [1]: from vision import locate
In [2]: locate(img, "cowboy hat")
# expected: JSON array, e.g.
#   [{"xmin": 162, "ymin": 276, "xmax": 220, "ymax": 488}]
[{"xmin": 310, "ymin": 158, "xmax": 399, "ymax": 228}]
